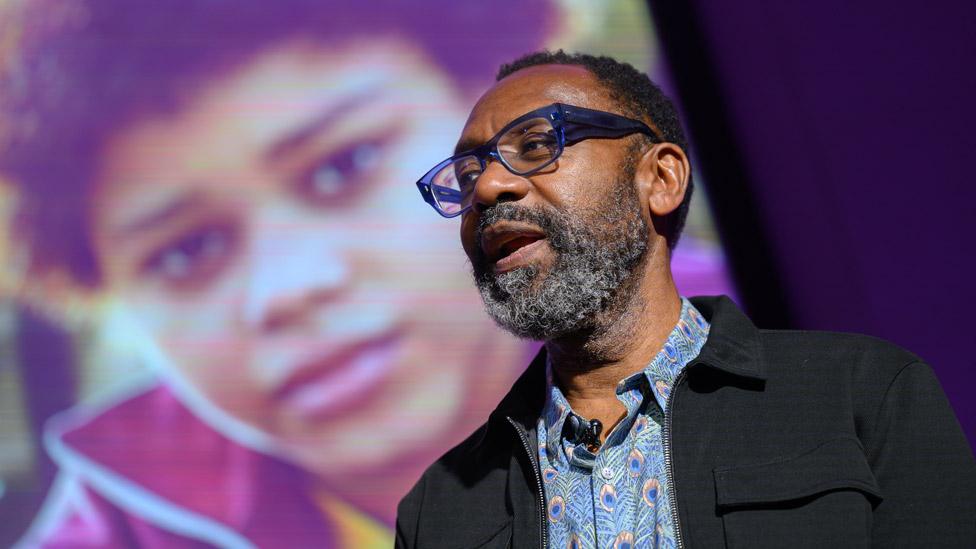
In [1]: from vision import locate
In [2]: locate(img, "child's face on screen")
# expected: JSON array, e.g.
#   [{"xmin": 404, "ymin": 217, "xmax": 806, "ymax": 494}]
[{"xmin": 89, "ymin": 40, "xmax": 523, "ymax": 489}]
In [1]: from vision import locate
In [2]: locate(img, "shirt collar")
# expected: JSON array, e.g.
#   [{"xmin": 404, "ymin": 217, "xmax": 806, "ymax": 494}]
[
  {"xmin": 488, "ymin": 295, "xmax": 767, "ymax": 447},
  {"xmin": 540, "ymin": 298, "xmax": 710, "ymax": 464},
  {"xmin": 638, "ymin": 297, "xmax": 710, "ymax": 410}
]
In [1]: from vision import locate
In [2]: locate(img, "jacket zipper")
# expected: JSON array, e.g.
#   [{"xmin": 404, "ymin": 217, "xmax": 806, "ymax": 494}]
[
  {"xmin": 507, "ymin": 416, "xmax": 547, "ymax": 549},
  {"xmin": 663, "ymin": 370, "xmax": 688, "ymax": 549}
]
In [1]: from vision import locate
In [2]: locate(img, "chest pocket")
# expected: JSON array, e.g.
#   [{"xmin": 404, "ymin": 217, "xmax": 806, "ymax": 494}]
[{"xmin": 713, "ymin": 436, "xmax": 883, "ymax": 548}]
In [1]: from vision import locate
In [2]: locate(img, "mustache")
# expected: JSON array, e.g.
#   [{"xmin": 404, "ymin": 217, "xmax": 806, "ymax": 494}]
[{"xmin": 476, "ymin": 203, "xmax": 556, "ymax": 243}]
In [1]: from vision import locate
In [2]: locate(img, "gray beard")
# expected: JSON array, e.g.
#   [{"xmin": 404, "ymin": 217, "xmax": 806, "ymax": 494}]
[{"xmin": 471, "ymin": 180, "xmax": 648, "ymax": 341}]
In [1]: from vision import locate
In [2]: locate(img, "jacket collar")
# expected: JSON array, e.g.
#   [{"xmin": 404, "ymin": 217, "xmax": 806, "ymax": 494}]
[
  {"xmin": 46, "ymin": 383, "xmax": 337, "ymax": 546},
  {"xmin": 689, "ymin": 295, "xmax": 767, "ymax": 381},
  {"xmin": 489, "ymin": 295, "xmax": 766, "ymax": 432}
]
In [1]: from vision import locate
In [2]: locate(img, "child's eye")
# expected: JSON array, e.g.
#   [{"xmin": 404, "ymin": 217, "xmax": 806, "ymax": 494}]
[
  {"xmin": 141, "ymin": 222, "xmax": 238, "ymax": 291},
  {"xmin": 301, "ymin": 139, "xmax": 385, "ymax": 204}
]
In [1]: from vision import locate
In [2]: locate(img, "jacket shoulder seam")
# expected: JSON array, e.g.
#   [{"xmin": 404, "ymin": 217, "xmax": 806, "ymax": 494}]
[{"xmin": 868, "ymin": 359, "xmax": 928, "ymax": 433}]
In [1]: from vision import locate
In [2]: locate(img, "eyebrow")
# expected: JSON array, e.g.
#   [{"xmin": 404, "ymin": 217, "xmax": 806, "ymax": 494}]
[
  {"xmin": 265, "ymin": 89, "xmax": 383, "ymax": 162},
  {"xmin": 452, "ymin": 107, "xmax": 544, "ymax": 155},
  {"xmin": 453, "ymin": 137, "xmax": 483, "ymax": 156},
  {"xmin": 113, "ymin": 191, "xmax": 203, "ymax": 237}
]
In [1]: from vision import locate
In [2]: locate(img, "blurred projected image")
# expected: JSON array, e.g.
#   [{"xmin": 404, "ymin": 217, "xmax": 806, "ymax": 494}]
[
  {"xmin": 1, "ymin": 0, "xmax": 546, "ymax": 545},
  {"xmin": 0, "ymin": 0, "xmax": 732, "ymax": 546}
]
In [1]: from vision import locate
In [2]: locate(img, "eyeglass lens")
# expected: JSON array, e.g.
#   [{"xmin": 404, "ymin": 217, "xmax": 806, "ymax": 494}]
[{"xmin": 430, "ymin": 116, "xmax": 558, "ymax": 214}]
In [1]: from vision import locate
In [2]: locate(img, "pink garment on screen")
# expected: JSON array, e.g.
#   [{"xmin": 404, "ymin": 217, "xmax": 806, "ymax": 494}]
[{"xmin": 19, "ymin": 384, "xmax": 337, "ymax": 548}]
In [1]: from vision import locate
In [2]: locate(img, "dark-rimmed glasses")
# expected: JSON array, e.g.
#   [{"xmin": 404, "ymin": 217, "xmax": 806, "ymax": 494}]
[{"xmin": 416, "ymin": 103, "xmax": 659, "ymax": 217}]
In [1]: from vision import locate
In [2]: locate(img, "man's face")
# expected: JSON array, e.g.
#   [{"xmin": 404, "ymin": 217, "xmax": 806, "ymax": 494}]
[
  {"xmin": 89, "ymin": 39, "xmax": 524, "ymax": 486},
  {"xmin": 457, "ymin": 66, "xmax": 650, "ymax": 339}
]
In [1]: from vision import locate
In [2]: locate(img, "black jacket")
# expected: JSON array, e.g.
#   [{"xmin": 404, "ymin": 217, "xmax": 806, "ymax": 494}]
[{"xmin": 396, "ymin": 296, "xmax": 976, "ymax": 548}]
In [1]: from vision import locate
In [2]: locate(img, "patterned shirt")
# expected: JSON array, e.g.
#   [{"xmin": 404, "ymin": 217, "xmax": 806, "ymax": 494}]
[{"xmin": 537, "ymin": 298, "xmax": 710, "ymax": 549}]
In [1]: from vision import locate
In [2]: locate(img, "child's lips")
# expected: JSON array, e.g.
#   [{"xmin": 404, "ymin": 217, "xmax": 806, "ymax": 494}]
[{"xmin": 273, "ymin": 330, "xmax": 401, "ymax": 421}]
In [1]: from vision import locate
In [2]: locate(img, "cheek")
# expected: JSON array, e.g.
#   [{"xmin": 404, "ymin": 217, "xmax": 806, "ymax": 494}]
[
  {"xmin": 548, "ymin": 146, "xmax": 624, "ymax": 206},
  {"xmin": 130, "ymin": 294, "xmax": 267, "ymax": 418},
  {"xmin": 343, "ymin": 207, "xmax": 469, "ymax": 290},
  {"xmin": 120, "ymin": 276, "xmax": 249, "ymax": 375},
  {"xmin": 560, "ymin": 164, "xmax": 605, "ymax": 204}
]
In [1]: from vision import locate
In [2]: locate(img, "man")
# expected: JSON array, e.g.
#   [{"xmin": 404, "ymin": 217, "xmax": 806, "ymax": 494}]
[{"xmin": 397, "ymin": 51, "xmax": 976, "ymax": 548}]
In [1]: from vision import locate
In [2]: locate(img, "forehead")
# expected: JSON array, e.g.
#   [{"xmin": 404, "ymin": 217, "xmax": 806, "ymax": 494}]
[
  {"xmin": 461, "ymin": 65, "xmax": 611, "ymax": 141},
  {"xmin": 98, "ymin": 39, "xmax": 448, "ymax": 179},
  {"xmin": 93, "ymin": 38, "xmax": 461, "ymax": 234}
]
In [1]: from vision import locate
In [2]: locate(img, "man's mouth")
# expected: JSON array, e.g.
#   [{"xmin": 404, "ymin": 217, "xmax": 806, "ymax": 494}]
[
  {"xmin": 498, "ymin": 235, "xmax": 544, "ymax": 258},
  {"xmin": 480, "ymin": 222, "xmax": 548, "ymax": 273}
]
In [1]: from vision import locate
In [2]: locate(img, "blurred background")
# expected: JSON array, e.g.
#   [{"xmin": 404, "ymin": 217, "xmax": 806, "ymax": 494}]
[
  {"xmin": 0, "ymin": 0, "xmax": 732, "ymax": 545},
  {"xmin": 0, "ymin": 0, "xmax": 971, "ymax": 546}
]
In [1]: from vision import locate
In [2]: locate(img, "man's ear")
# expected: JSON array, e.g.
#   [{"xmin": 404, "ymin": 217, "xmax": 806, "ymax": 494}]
[{"xmin": 635, "ymin": 142, "xmax": 690, "ymax": 220}]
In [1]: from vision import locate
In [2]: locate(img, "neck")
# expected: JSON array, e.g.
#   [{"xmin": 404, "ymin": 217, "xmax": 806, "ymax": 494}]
[{"xmin": 544, "ymin": 247, "xmax": 681, "ymax": 438}]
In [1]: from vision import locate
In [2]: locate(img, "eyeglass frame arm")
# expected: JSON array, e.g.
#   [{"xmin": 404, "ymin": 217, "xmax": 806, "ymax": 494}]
[{"xmin": 416, "ymin": 103, "xmax": 660, "ymax": 217}]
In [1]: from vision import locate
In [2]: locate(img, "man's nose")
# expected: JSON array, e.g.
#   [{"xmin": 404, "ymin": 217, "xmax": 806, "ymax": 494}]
[
  {"xmin": 471, "ymin": 159, "xmax": 531, "ymax": 213},
  {"xmin": 241, "ymin": 226, "xmax": 350, "ymax": 333}
]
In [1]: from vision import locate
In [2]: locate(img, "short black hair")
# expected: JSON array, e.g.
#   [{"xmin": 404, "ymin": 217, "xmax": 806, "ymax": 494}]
[{"xmin": 497, "ymin": 50, "xmax": 693, "ymax": 250}]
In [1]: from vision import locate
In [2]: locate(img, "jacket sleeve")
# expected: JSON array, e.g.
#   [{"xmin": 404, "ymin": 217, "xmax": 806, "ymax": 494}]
[{"xmin": 862, "ymin": 361, "xmax": 976, "ymax": 547}]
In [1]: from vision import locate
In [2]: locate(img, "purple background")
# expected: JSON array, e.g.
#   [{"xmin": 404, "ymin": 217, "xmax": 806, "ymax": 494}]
[{"xmin": 651, "ymin": 1, "xmax": 975, "ymax": 445}]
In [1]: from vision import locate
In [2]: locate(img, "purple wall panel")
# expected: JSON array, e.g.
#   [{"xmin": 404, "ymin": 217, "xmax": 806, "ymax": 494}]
[{"xmin": 675, "ymin": 2, "xmax": 975, "ymax": 442}]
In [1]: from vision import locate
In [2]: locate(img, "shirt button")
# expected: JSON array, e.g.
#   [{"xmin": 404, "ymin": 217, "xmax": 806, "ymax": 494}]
[{"xmin": 601, "ymin": 467, "xmax": 614, "ymax": 480}]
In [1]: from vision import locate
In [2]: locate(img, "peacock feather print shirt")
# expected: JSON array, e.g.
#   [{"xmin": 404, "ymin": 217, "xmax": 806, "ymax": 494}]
[{"xmin": 537, "ymin": 298, "xmax": 710, "ymax": 549}]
